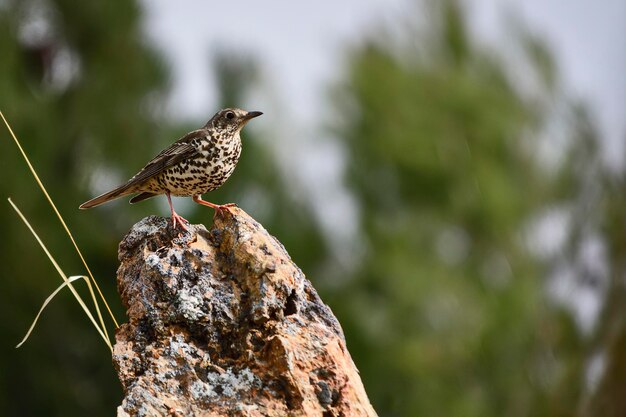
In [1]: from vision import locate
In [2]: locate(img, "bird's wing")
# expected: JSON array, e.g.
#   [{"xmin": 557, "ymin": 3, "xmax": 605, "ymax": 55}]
[
  {"xmin": 79, "ymin": 129, "xmax": 207, "ymax": 209},
  {"xmin": 125, "ymin": 129, "xmax": 205, "ymax": 186}
]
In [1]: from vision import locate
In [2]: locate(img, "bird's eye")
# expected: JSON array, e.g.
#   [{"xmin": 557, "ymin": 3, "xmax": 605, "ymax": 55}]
[{"xmin": 225, "ymin": 111, "xmax": 235, "ymax": 120}]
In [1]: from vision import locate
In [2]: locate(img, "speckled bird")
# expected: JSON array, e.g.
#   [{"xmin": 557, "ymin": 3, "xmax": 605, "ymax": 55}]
[{"xmin": 79, "ymin": 108, "xmax": 262, "ymax": 230}]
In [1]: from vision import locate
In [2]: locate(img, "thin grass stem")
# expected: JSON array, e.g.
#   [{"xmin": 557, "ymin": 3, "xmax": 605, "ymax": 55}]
[
  {"xmin": 9, "ymin": 199, "xmax": 112, "ymax": 351},
  {"xmin": 0, "ymin": 111, "xmax": 119, "ymax": 331},
  {"xmin": 16, "ymin": 275, "xmax": 106, "ymax": 349}
]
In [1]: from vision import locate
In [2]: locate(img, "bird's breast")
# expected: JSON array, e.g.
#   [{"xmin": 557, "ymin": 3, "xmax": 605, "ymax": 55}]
[{"xmin": 157, "ymin": 137, "xmax": 242, "ymax": 196}]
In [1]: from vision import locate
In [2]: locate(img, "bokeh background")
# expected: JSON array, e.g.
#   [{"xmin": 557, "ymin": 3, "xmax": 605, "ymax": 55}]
[{"xmin": 0, "ymin": 0, "xmax": 625, "ymax": 415}]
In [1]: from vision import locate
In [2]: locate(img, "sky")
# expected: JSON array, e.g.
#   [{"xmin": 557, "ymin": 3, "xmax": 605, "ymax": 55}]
[
  {"xmin": 141, "ymin": 0, "xmax": 625, "ymax": 154},
  {"xmin": 141, "ymin": 0, "xmax": 407, "ymax": 123},
  {"xmin": 473, "ymin": 0, "xmax": 626, "ymax": 168}
]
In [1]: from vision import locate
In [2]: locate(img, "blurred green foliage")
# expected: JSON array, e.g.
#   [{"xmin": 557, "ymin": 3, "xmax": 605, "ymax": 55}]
[
  {"xmin": 324, "ymin": 2, "xmax": 615, "ymax": 416},
  {"xmin": 327, "ymin": 3, "xmax": 573, "ymax": 415},
  {"xmin": 0, "ymin": 1, "xmax": 325, "ymax": 415},
  {"xmin": 0, "ymin": 0, "xmax": 622, "ymax": 416},
  {"xmin": 0, "ymin": 0, "xmax": 166, "ymax": 415}
]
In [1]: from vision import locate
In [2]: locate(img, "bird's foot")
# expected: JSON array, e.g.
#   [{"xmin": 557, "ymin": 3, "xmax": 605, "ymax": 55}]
[
  {"xmin": 212, "ymin": 203, "xmax": 237, "ymax": 216},
  {"xmin": 217, "ymin": 203, "xmax": 237, "ymax": 210},
  {"xmin": 192, "ymin": 196, "xmax": 237, "ymax": 213},
  {"xmin": 171, "ymin": 212, "xmax": 190, "ymax": 231}
]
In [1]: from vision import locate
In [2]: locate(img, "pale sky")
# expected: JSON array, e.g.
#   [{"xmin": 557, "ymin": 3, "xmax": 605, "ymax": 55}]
[
  {"xmin": 473, "ymin": 0, "xmax": 626, "ymax": 168},
  {"xmin": 141, "ymin": 0, "xmax": 625, "ymax": 146},
  {"xmin": 141, "ymin": 0, "xmax": 407, "ymax": 122}
]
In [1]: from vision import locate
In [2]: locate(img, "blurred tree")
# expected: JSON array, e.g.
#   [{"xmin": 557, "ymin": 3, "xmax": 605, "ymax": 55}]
[
  {"xmin": 0, "ymin": 2, "xmax": 328, "ymax": 416},
  {"xmin": 0, "ymin": 0, "xmax": 167, "ymax": 415},
  {"xmin": 325, "ymin": 1, "xmax": 587, "ymax": 416},
  {"xmin": 0, "ymin": 0, "xmax": 616, "ymax": 415},
  {"xmin": 553, "ymin": 105, "xmax": 626, "ymax": 416}
]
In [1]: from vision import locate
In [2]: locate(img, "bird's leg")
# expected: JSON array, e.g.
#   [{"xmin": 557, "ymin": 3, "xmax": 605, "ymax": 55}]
[
  {"xmin": 192, "ymin": 195, "xmax": 237, "ymax": 212},
  {"xmin": 166, "ymin": 192, "xmax": 189, "ymax": 231}
]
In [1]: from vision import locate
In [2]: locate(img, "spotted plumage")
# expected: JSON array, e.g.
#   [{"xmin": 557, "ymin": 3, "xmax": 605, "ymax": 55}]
[{"xmin": 79, "ymin": 108, "xmax": 262, "ymax": 230}]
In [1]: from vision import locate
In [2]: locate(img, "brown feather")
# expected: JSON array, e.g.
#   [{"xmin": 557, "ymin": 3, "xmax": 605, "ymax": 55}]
[
  {"xmin": 123, "ymin": 130, "xmax": 203, "ymax": 187},
  {"xmin": 79, "ymin": 183, "xmax": 137, "ymax": 209},
  {"xmin": 79, "ymin": 129, "xmax": 206, "ymax": 209},
  {"xmin": 129, "ymin": 192, "xmax": 158, "ymax": 204}
]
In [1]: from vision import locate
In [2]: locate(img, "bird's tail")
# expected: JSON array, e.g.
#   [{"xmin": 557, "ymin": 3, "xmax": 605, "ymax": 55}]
[{"xmin": 79, "ymin": 183, "xmax": 136, "ymax": 209}]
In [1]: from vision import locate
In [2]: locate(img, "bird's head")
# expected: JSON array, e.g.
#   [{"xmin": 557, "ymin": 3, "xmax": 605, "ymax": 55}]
[{"xmin": 206, "ymin": 108, "xmax": 263, "ymax": 135}]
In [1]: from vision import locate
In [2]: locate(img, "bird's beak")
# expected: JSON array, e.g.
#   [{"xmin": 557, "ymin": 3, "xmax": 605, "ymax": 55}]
[{"xmin": 244, "ymin": 111, "xmax": 263, "ymax": 121}]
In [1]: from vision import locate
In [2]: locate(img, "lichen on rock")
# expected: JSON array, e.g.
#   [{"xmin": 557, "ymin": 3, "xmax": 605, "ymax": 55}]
[{"xmin": 113, "ymin": 208, "xmax": 377, "ymax": 417}]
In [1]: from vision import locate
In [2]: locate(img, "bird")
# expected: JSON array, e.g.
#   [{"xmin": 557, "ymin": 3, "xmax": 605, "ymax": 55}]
[{"xmin": 79, "ymin": 108, "xmax": 262, "ymax": 230}]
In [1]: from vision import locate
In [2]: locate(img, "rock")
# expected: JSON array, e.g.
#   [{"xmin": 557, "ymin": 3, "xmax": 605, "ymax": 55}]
[{"xmin": 113, "ymin": 208, "xmax": 377, "ymax": 417}]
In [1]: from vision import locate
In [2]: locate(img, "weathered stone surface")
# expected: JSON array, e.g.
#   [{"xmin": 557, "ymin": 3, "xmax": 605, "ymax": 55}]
[{"xmin": 113, "ymin": 208, "xmax": 377, "ymax": 417}]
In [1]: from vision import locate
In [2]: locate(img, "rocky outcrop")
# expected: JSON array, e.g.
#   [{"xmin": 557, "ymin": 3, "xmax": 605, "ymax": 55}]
[{"xmin": 113, "ymin": 208, "xmax": 377, "ymax": 417}]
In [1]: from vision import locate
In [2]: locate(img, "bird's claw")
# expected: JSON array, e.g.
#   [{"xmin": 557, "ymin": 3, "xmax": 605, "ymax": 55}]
[
  {"xmin": 214, "ymin": 203, "xmax": 237, "ymax": 215},
  {"xmin": 219, "ymin": 203, "xmax": 236, "ymax": 210},
  {"xmin": 171, "ymin": 212, "xmax": 190, "ymax": 231}
]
